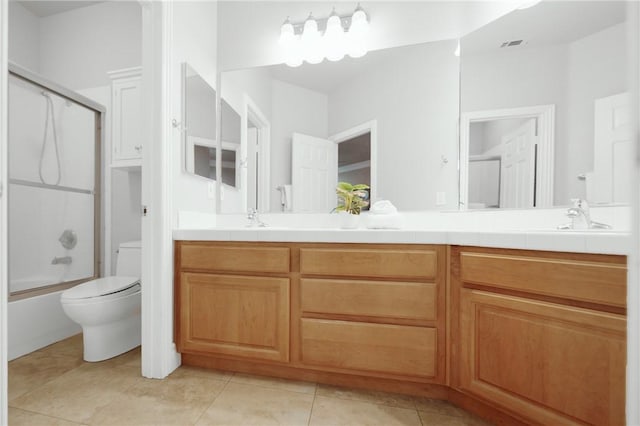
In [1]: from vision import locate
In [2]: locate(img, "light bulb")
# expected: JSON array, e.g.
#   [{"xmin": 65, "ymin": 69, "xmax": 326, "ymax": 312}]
[
  {"xmin": 347, "ymin": 4, "xmax": 369, "ymax": 58},
  {"xmin": 349, "ymin": 4, "xmax": 369, "ymax": 36},
  {"xmin": 279, "ymin": 17, "xmax": 295, "ymax": 45},
  {"xmin": 301, "ymin": 14, "xmax": 324, "ymax": 64},
  {"xmin": 279, "ymin": 17, "xmax": 302, "ymax": 67},
  {"xmin": 324, "ymin": 9, "xmax": 345, "ymax": 62}
]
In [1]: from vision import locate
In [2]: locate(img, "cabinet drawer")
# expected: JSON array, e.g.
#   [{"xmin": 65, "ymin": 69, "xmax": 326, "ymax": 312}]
[
  {"xmin": 301, "ymin": 319, "xmax": 437, "ymax": 378},
  {"xmin": 179, "ymin": 273, "xmax": 290, "ymax": 362},
  {"xmin": 300, "ymin": 248, "xmax": 437, "ymax": 279},
  {"xmin": 460, "ymin": 251, "xmax": 626, "ymax": 307},
  {"xmin": 180, "ymin": 244, "xmax": 290, "ymax": 274},
  {"xmin": 301, "ymin": 278, "xmax": 437, "ymax": 322}
]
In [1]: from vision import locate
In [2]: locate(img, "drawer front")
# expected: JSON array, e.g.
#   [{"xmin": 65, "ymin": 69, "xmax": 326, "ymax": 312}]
[
  {"xmin": 301, "ymin": 278, "xmax": 437, "ymax": 322},
  {"xmin": 460, "ymin": 251, "xmax": 626, "ymax": 308},
  {"xmin": 180, "ymin": 244, "xmax": 290, "ymax": 274},
  {"xmin": 179, "ymin": 273, "xmax": 290, "ymax": 362},
  {"xmin": 300, "ymin": 248, "xmax": 437, "ymax": 279},
  {"xmin": 301, "ymin": 318, "xmax": 437, "ymax": 378}
]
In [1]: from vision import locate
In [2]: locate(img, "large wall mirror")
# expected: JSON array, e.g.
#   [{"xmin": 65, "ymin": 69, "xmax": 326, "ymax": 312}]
[
  {"xmin": 183, "ymin": 63, "xmax": 216, "ymax": 180},
  {"xmin": 219, "ymin": 40, "xmax": 460, "ymax": 214},
  {"xmin": 459, "ymin": 0, "xmax": 630, "ymax": 209},
  {"xmin": 182, "ymin": 63, "xmax": 241, "ymax": 188}
]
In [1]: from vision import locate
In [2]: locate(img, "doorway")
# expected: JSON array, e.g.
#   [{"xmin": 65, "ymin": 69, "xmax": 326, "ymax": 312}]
[
  {"xmin": 460, "ymin": 105, "xmax": 555, "ymax": 209},
  {"xmin": 242, "ymin": 95, "xmax": 270, "ymax": 214}
]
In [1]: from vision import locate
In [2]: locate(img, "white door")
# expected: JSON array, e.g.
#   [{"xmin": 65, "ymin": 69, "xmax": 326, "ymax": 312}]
[
  {"xmin": 291, "ymin": 133, "xmax": 338, "ymax": 213},
  {"xmin": 500, "ymin": 119, "xmax": 536, "ymax": 208},
  {"xmin": 246, "ymin": 127, "xmax": 258, "ymax": 210},
  {"xmin": 593, "ymin": 92, "xmax": 632, "ymax": 204}
]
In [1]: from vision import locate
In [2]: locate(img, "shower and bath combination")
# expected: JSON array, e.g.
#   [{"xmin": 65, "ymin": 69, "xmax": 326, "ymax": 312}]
[
  {"xmin": 39, "ymin": 91, "xmax": 62, "ymax": 186},
  {"xmin": 7, "ymin": 64, "xmax": 103, "ymax": 296}
]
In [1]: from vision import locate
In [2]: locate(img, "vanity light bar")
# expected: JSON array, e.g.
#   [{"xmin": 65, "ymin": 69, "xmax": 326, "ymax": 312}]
[{"xmin": 279, "ymin": 4, "xmax": 370, "ymax": 67}]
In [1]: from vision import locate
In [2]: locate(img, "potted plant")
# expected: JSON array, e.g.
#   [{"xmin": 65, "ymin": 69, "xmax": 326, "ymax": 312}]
[{"xmin": 335, "ymin": 182, "xmax": 370, "ymax": 228}]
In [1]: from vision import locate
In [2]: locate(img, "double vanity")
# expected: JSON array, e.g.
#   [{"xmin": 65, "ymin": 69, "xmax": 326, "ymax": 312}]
[{"xmin": 173, "ymin": 213, "xmax": 628, "ymax": 426}]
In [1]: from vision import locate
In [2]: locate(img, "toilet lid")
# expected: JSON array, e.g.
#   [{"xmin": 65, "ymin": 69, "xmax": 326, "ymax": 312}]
[{"xmin": 61, "ymin": 276, "xmax": 140, "ymax": 301}]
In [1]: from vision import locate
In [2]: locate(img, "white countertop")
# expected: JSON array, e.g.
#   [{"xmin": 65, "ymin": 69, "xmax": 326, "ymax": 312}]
[
  {"xmin": 173, "ymin": 227, "xmax": 631, "ymax": 256},
  {"xmin": 173, "ymin": 207, "xmax": 633, "ymax": 255}
]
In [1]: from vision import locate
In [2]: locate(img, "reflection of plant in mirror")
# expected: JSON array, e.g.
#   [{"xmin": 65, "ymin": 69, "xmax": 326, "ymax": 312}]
[{"xmin": 336, "ymin": 182, "xmax": 370, "ymax": 215}]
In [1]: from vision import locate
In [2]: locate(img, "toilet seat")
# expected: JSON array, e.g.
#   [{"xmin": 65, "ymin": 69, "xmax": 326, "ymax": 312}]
[{"xmin": 61, "ymin": 277, "xmax": 140, "ymax": 303}]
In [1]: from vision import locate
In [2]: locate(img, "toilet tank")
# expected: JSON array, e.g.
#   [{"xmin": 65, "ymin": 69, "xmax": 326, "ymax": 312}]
[{"xmin": 116, "ymin": 240, "xmax": 141, "ymax": 277}]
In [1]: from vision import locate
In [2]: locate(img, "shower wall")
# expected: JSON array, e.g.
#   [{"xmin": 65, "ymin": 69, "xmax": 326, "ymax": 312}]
[{"xmin": 8, "ymin": 74, "xmax": 97, "ymax": 295}]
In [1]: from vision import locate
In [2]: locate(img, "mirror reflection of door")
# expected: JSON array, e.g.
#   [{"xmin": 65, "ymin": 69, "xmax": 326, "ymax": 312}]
[
  {"xmin": 291, "ymin": 130, "xmax": 372, "ymax": 213},
  {"xmin": 247, "ymin": 121, "xmax": 258, "ymax": 210},
  {"xmin": 468, "ymin": 118, "xmax": 536, "ymax": 209},
  {"xmin": 291, "ymin": 133, "xmax": 338, "ymax": 213}
]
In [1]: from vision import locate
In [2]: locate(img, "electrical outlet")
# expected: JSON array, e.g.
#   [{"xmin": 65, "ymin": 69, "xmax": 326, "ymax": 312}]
[
  {"xmin": 207, "ymin": 182, "xmax": 216, "ymax": 200},
  {"xmin": 436, "ymin": 192, "xmax": 446, "ymax": 206}
]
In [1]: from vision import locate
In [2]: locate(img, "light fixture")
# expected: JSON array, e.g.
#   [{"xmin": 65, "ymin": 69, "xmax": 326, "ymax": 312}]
[
  {"xmin": 324, "ymin": 8, "xmax": 346, "ymax": 62},
  {"xmin": 278, "ymin": 4, "xmax": 369, "ymax": 67},
  {"xmin": 454, "ymin": 39, "xmax": 460, "ymax": 57}
]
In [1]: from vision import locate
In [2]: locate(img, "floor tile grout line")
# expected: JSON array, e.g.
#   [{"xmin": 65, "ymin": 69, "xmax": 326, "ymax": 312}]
[
  {"xmin": 307, "ymin": 381, "xmax": 319, "ymax": 426},
  {"xmin": 8, "ymin": 405, "xmax": 84, "ymax": 425},
  {"xmin": 191, "ymin": 371, "xmax": 235, "ymax": 425}
]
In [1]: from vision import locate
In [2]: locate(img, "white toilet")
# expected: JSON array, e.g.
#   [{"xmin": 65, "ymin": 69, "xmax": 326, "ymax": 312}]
[{"xmin": 61, "ymin": 241, "xmax": 142, "ymax": 362}]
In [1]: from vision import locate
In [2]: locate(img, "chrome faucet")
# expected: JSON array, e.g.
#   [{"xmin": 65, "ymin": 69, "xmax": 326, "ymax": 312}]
[
  {"xmin": 558, "ymin": 199, "xmax": 612, "ymax": 230},
  {"xmin": 51, "ymin": 256, "xmax": 72, "ymax": 265},
  {"xmin": 247, "ymin": 208, "xmax": 267, "ymax": 228}
]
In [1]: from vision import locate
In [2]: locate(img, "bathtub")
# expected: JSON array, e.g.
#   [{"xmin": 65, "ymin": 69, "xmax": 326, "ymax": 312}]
[{"xmin": 8, "ymin": 285, "xmax": 81, "ymax": 360}]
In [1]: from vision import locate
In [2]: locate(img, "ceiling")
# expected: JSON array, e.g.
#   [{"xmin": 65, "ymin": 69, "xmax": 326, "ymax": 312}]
[
  {"xmin": 463, "ymin": 0, "xmax": 626, "ymax": 54},
  {"xmin": 267, "ymin": 46, "xmax": 392, "ymax": 94},
  {"xmin": 17, "ymin": 0, "xmax": 103, "ymax": 17}
]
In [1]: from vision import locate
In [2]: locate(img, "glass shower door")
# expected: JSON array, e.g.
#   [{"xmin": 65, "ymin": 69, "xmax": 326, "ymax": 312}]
[{"xmin": 8, "ymin": 71, "xmax": 100, "ymax": 296}]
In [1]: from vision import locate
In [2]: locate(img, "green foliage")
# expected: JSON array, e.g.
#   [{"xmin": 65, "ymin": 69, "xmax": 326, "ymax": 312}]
[{"xmin": 336, "ymin": 182, "xmax": 370, "ymax": 215}]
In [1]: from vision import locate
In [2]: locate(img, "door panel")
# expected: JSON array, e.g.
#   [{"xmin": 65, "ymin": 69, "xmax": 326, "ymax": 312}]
[
  {"xmin": 460, "ymin": 289, "xmax": 625, "ymax": 426},
  {"xmin": 291, "ymin": 133, "xmax": 338, "ymax": 213}
]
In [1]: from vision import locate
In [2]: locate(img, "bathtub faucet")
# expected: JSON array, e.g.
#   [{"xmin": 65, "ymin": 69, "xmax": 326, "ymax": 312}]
[{"xmin": 51, "ymin": 256, "xmax": 72, "ymax": 265}]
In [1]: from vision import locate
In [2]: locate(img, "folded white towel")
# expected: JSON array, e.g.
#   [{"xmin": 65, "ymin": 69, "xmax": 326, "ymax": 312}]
[
  {"xmin": 365, "ymin": 213, "xmax": 404, "ymax": 229},
  {"xmin": 370, "ymin": 200, "xmax": 398, "ymax": 215}
]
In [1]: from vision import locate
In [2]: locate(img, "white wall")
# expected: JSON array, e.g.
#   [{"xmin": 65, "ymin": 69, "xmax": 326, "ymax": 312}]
[
  {"xmin": 462, "ymin": 23, "xmax": 627, "ymax": 205},
  {"xmin": 171, "ymin": 1, "xmax": 218, "ymax": 223},
  {"xmin": 270, "ymin": 79, "xmax": 328, "ymax": 212},
  {"xmin": 329, "ymin": 40, "xmax": 459, "ymax": 210},
  {"xmin": 38, "ymin": 2, "xmax": 142, "ymax": 91},
  {"xmin": 8, "ymin": 1, "xmax": 39, "ymax": 72},
  {"xmin": 566, "ymin": 23, "xmax": 627, "ymax": 202}
]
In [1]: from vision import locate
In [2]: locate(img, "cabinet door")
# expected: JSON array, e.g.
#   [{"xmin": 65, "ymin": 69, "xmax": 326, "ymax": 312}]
[
  {"xmin": 112, "ymin": 78, "xmax": 142, "ymax": 162},
  {"xmin": 179, "ymin": 272, "xmax": 290, "ymax": 362},
  {"xmin": 459, "ymin": 289, "xmax": 625, "ymax": 426}
]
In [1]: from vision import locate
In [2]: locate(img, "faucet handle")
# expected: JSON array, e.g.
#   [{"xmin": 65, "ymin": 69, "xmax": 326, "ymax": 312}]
[{"xmin": 570, "ymin": 198, "xmax": 588, "ymax": 209}]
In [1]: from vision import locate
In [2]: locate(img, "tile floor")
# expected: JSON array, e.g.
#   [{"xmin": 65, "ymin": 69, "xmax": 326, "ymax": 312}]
[{"xmin": 8, "ymin": 335, "xmax": 492, "ymax": 425}]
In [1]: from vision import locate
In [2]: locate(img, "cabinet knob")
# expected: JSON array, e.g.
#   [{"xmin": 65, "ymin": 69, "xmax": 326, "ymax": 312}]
[{"xmin": 134, "ymin": 145, "xmax": 143, "ymax": 152}]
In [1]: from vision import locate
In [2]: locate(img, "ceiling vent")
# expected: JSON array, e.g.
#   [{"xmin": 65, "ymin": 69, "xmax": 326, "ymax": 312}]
[{"xmin": 500, "ymin": 40, "xmax": 525, "ymax": 48}]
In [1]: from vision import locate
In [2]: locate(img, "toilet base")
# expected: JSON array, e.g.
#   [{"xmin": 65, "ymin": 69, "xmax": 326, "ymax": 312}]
[{"xmin": 82, "ymin": 313, "xmax": 141, "ymax": 362}]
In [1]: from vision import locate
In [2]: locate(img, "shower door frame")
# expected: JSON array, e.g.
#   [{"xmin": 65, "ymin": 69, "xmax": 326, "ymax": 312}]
[{"xmin": 7, "ymin": 63, "xmax": 104, "ymax": 301}]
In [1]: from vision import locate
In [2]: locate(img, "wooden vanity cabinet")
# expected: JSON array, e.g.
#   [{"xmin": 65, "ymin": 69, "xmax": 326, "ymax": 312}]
[
  {"xmin": 175, "ymin": 242, "xmax": 291, "ymax": 362},
  {"xmin": 297, "ymin": 245, "xmax": 447, "ymax": 382},
  {"xmin": 175, "ymin": 242, "xmax": 447, "ymax": 383},
  {"xmin": 451, "ymin": 246, "xmax": 627, "ymax": 426}
]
